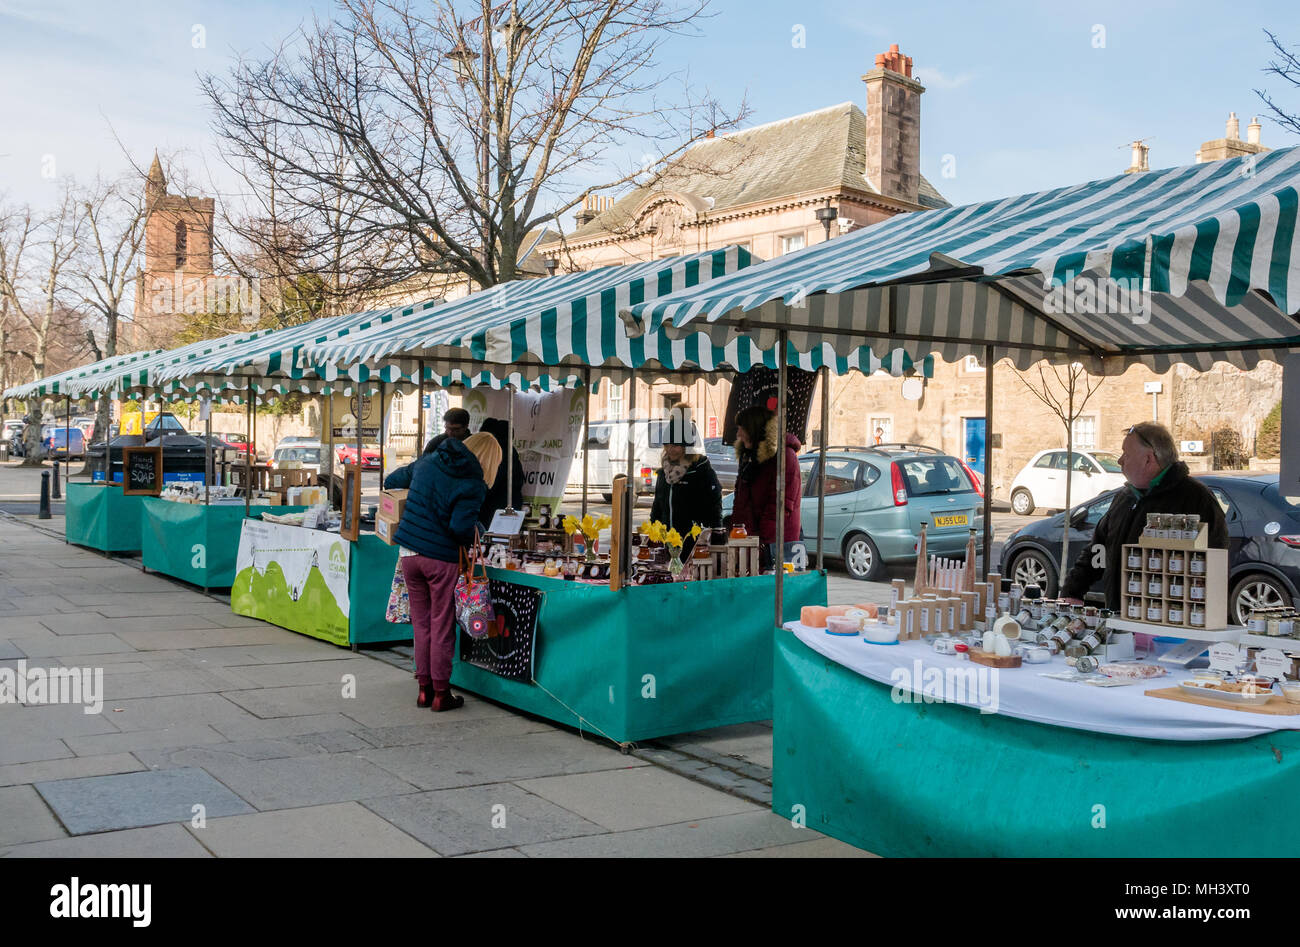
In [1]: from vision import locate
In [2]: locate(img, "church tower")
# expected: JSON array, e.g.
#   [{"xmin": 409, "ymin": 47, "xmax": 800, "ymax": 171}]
[{"xmin": 132, "ymin": 152, "xmax": 216, "ymax": 349}]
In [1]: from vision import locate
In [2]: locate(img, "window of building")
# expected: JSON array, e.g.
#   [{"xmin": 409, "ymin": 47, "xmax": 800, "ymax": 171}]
[
  {"xmin": 1071, "ymin": 414, "xmax": 1098, "ymax": 451},
  {"xmin": 608, "ymin": 383, "xmax": 624, "ymax": 420},
  {"xmin": 391, "ymin": 391, "xmax": 405, "ymax": 428},
  {"xmin": 174, "ymin": 221, "xmax": 188, "ymax": 268},
  {"xmin": 962, "ymin": 355, "xmax": 984, "ymax": 373},
  {"xmin": 870, "ymin": 417, "xmax": 892, "ymax": 445},
  {"xmin": 780, "ymin": 233, "xmax": 805, "ymax": 255}
]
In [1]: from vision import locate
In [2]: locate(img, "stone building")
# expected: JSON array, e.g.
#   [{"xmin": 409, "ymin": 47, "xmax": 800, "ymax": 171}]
[{"xmin": 539, "ymin": 43, "xmax": 949, "ymax": 441}]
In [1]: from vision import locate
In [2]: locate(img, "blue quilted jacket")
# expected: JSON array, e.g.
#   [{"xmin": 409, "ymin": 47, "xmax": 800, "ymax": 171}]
[{"xmin": 383, "ymin": 438, "xmax": 487, "ymax": 563}]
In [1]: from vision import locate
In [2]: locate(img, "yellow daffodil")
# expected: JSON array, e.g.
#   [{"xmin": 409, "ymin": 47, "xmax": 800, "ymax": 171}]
[
  {"xmin": 666, "ymin": 528, "xmax": 683, "ymax": 548},
  {"xmin": 689, "ymin": 524, "xmax": 702, "ymax": 539},
  {"xmin": 561, "ymin": 515, "xmax": 579, "ymax": 535}
]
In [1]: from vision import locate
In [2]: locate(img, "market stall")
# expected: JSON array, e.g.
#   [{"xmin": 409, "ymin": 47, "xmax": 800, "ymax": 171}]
[
  {"xmin": 631, "ymin": 146, "xmax": 1300, "ymax": 852},
  {"xmin": 64, "ymin": 481, "xmax": 148, "ymax": 554}
]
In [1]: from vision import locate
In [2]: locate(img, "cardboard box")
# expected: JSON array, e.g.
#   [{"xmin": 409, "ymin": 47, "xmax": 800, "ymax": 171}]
[
  {"xmin": 375, "ymin": 511, "xmax": 400, "ymax": 545},
  {"xmin": 380, "ymin": 489, "xmax": 409, "ymax": 519}
]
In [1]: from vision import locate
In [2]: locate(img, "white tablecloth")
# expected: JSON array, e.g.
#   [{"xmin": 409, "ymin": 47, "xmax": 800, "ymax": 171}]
[{"xmin": 786, "ymin": 622, "xmax": 1300, "ymax": 741}]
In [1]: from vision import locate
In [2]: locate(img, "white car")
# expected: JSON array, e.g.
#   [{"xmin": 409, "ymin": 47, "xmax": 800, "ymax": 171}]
[{"xmin": 1009, "ymin": 448, "xmax": 1126, "ymax": 515}]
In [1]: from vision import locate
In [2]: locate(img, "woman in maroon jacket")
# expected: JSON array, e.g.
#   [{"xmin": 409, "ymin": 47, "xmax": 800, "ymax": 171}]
[{"xmin": 730, "ymin": 405, "xmax": 802, "ymax": 569}]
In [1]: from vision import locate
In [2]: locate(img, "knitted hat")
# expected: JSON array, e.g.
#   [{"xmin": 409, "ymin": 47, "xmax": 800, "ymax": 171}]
[
  {"xmin": 463, "ymin": 432, "xmax": 503, "ymax": 485},
  {"xmin": 662, "ymin": 405, "xmax": 698, "ymax": 447}
]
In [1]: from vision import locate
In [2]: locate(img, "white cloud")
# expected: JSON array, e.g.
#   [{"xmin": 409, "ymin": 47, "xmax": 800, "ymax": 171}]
[{"xmin": 913, "ymin": 67, "xmax": 974, "ymax": 90}]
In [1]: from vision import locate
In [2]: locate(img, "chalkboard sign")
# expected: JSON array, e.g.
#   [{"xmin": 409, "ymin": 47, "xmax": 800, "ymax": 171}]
[
  {"xmin": 340, "ymin": 463, "xmax": 361, "ymax": 542},
  {"xmin": 122, "ymin": 446, "xmax": 163, "ymax": 496}
]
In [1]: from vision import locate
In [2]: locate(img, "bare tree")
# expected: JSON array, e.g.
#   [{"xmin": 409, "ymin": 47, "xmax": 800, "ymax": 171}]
[
  {"xmin": 1257, "ymin": 30, "xmax": 1300, "ymax": 138},
  {"xmin": 199, "ymin": 0, "xmax": 745, "ymax": 301},
  {"xmin": 1014, "ymin": 363, "xmax": 1106, "ymax": 587}
]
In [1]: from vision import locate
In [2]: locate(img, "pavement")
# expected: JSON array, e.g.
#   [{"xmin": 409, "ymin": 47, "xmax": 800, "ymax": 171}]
[{"xmin": 0, "ymin": 460, "xmax": 1040, "ymax": 857}]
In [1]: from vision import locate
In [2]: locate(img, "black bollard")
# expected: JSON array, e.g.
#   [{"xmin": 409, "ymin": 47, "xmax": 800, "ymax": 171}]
[
  {"xmin": 51, "ymin": 459, "xmax": 61, "ymax": 499},
  {"xmin": 39, "ymin": 471, "xmax": 51, "ymax": 519}
]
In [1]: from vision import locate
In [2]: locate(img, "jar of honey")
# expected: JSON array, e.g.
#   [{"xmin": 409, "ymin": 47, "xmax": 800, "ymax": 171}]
[{"xmin": 729, "ymin": 524, "xmax": 748, "ymax": 540}]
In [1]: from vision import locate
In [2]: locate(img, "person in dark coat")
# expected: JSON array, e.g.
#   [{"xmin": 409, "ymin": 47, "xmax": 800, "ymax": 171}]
[
  {"xmin": 422, "ymin": 407, "xmax": 471, "ymax": 455},
  {"xmin": 1060, "ymin": 421, "xmax": 1227, "ymax": 609},
  {"xmin": 384, "ymin": 432, "xmax": 500, "ymax": 711},
  {"xmin": 477, "ymin": 417, "xmax": 525, "ymax": 528},
  {"xmin": 730, "ymin": 405, "xmax": 802, "ymax": 570},
  {"xmin": 649, "ymin": 406, "xmax": 721, "ymax": 555}
]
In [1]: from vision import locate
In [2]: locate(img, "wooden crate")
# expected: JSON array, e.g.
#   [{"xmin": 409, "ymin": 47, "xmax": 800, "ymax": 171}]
[
  {"xmin": 691, "ymin": 557, "xmax": 718, "ymax": 582},
  {"xmin": 268, "ymin": 468, "xmax": 314, "ymax": 490},
  {"xmin": 726, "ymin": 537, "xmax": 762, "ymax": 578}
]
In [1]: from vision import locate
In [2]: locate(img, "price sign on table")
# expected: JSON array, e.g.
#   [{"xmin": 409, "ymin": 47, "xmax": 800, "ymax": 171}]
[
  {"xmin": 1255, "ymin": 648, "xmax": 1293, "ymax": 680},
  {"xmin": 122, "ymin": 446, "xmax": 163, "ymax": 496},
  {"xmin": 1207, "ymin": 641, "xmax": 1244, "ymax": 674}
]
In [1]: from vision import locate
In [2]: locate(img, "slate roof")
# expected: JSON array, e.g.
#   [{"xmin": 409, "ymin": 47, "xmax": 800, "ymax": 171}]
[{"xmin": 548, "ymin": 102, "xmax": 950, "ymax": 245}]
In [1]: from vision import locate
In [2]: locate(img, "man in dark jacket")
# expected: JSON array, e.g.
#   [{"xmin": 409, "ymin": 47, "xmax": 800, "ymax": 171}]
[
  {"xmin": 649, "ymin": 405, "xmax": 722, "ymax": 554},
  {"xmin": 422, "ymin": 407, "xmax": 471, "ymax": 456},
  {"xmin": 1060, "ymin": 422, "xmax": 1227, "ymax": 609}
]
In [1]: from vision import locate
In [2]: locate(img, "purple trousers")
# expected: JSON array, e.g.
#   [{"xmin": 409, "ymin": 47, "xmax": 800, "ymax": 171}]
[{"xmin": 400, "ymin": 555, "xmax": 461, "ymax": 689}]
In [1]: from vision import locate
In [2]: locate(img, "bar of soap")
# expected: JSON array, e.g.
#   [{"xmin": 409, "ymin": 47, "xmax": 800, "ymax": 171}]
[
  {"xmin": 853, "ymin": 603, "xmax": 880, "ymax": 618},
  {"xmin": 801, "ymin": 606, "xmax": 830, "ymax": 627}
]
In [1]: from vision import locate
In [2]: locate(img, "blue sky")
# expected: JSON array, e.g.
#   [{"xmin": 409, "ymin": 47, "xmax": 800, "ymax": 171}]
[{"xmin": 2, "ymin": 0, "xmax": 1298, "ymax": 215}]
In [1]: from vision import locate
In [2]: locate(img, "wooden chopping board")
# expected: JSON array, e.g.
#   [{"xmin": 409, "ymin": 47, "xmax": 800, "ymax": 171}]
[
  {"xmin": 1145, "ymin": 686, "xmax": 1300, "ymax": 716},
  {"xmin": 968, "ymin": 648, "xmax": 1022, "ymax": 668}
]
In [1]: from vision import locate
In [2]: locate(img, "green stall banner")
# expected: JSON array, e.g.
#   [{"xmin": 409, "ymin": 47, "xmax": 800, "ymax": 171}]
[
  {"xmin": 65, "ymin": 482, "xmax": 147, "ymax": 553},
  {"xmin": 451, "ymin": 568, "xmax": 826, "ymax": 745},
  {"xmin": 141, "ymin": 498, "xmax": 307, "ymax": 589},
  {"xmin": 771, "ymin": 632, "xmax": 1300, "ymax": 857}
]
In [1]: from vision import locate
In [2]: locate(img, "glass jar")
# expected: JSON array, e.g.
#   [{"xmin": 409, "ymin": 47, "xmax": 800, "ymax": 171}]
[
  {"xmin": 1167, "ymin": 551, "xmax": 1184, "ymax": 574},
  {"xmin": 1247, "ymin": 610, "xmax": 1267, "ymax": 634},
  {"xmin": 1050, "ymin": 626, "xmax": 1074, "ymax": 652},
  {"xmin": 1127, "ymin": 597, "xmax": 1142, "ymax": 619},
  {"xmin": 1084, "ymin": 606, "xmax": 1100, "ymax": 629},
  {"xmin": 692, "ymin": 536, "xmax": 711, "ymax": 560},
  {"xmin": 1168, "ymin": 602, "xmax": 1184, "ymax": 624},
  {"xmin": 729, "ymin": 524, "xmax": 748, "ymax": 540},
  {"xmin": 1064, "ymin": 639, "xmax": 1088, "ymax": 659},
  {"xmin": 1144, "ymin": 513, "xmax": 1160, "ymax": 537},
  {"xmin": 1127, "ymin": 575, "xmax": 1143, "ymax": 595},
  {"xmin": 1127, "ymin": 550, "xmax": 1143, "ymax": 569},
  {"xmin": 1280, "ymin": 613, "xmax": 1297, "ymax": 638},
  {"xmin": 1080, "ymin": 627, "xmax": 1108, "ymax": 652},
  {"xmin": 1147, "ymin": 601, "xmax": 1164, "ymax": 623},
  {"xmin": 1190, "ymin": 577, "xmax": 1206, "ymax": 601},
  {"xmin": 1190, "ymin": 553, "xmax": 1207, "ymax": 575},
  {"xmin": 1147, "ymin": 576, "xmax": 1163, "ymax": 597},
  {"xmin": 1168, "ymin": 576, "xmax": 1185, "ymax": 598},
  {"xmin": 1147, "ymin": 550, "xmax": 1164, "ymax": 571},
  {"xmin": 1189, "ymin": 603, "xmax": 1206, "ymax": 627},
  {"xmin": 1267, "ymin": 611, "xmax": 1283, "ymax": 636}
]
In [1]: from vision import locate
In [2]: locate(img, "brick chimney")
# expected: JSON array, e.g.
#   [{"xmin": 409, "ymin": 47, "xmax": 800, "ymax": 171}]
[
  {"xmin": 862, "ymin": 44, "xmax": 925, "ymax": 206},
  {"xmin": 574, "ymin": 195, "xmax": 614, "ymax": 228}
]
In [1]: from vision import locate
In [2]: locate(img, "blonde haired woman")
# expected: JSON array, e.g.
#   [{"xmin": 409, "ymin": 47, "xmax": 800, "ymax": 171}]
[{"xmin": 384, "ymin": 431, "xmax": 501, "ymax": 711}]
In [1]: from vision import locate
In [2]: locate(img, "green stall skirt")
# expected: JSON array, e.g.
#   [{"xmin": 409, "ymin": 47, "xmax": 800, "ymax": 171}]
[
  {"xmin": 771, "ymin": 632, "xmax": 1300, "ymax": 857},
  {"xmin": 348, "ymin": 534, "xmax": 412, "ymax": 645},
  {"xmin": 451, "ymin": 569, "xmax": 826, "ymax": 745},
  {"xmin": 65, "ymin": 482, "xmax": 147, "ymax": 553},
  {"xmin": 141, "ymin": 499, "xmax": 307, "ymax": 589}
]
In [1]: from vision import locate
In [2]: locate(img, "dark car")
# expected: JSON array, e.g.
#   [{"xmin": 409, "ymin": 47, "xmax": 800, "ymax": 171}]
[
  {"xmin": 998, "ymin": 473, "xmax": 1300, "ymax": 625},
  {"xmin": 702, "ymin": 437, "xmax": 738, "ymax": 493},
  {"xmin": 43, "ymin": 427, "xmax": 86, "ymax": 460},
  {"xmin": 86, "ymin": 412, "xmax": 210, "ymax": 484}
]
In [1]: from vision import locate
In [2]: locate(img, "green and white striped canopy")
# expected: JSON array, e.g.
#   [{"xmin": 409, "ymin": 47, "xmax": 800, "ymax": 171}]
[
  {"xmin": 4, "ymin": 349, "xmax": 162, "ymax": 400},
  {"xmin": 629, "ymin": 148, "xmax": 1300, "ymax": 373},
  {"xmin": 298, "ymin": 247, "xmax": 926, "ymax": 381}
]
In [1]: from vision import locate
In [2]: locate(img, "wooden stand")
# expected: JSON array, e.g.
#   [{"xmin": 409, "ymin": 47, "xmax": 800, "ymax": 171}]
[
  {"xmin": 1120, "ymin": 544, "xmax": 1228, "ymax": 630},
  {"xmin": 726, "ymin": 536, "xmax": 761, "ymax": 578},
  {"xmin": 969, "ymin": 649, "xmax": 1022, "ymax": 668}
]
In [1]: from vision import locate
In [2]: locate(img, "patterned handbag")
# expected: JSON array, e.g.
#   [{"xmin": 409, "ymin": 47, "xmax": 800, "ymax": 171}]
[
  {"xmin": 455, "ymin": 535, "xmax": 495, "ymax": 639},
  {"xmin": 385, "ymin": 561, "xmax": 410, "ymax": 624}
]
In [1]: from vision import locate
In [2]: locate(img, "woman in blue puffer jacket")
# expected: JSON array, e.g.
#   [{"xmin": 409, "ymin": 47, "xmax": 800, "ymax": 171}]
[{"xmin": 385, "ymin": 431, "xmax": 501, "ymax": 711}]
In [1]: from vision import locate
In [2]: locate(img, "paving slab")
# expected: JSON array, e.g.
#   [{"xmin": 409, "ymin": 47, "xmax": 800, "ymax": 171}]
[
  {"xmin": 453, "ymin": 847, "xmax": 527, "ymax": 858},
  {"xmin": 95, "ymin": 668, "xmax": 260, "ymax": 700},
  {"xmin": 356, "ymin": 715, "xmax": 558, "ymax": 749},
  {"xmin": 181, "ymin": 642, "xmax": 359, "ymax": 666},
  {"xmin": 143, "ymin": 750, "xmax": 421, "ymax": 811},
  {"xmin": 10, "ymin": 633, "xmax": 135, "ymax": 657},
  {"xmin": 363, "ymin": 783, "xmax": 607, "ymax": 856},
  {"xmin": 38, "ymin": 614, "xmax": 223, "ymax": 635},
  {"xmin": 2, "ymin": 704, "xmax": 119, "ymax": 741},
  {"xmin": 516, "ymin": 767, "xmax": 759, "ymax": 831},
  {"xmin": 0, "ymin": 784, "xmax": 68, "ymax": 845},
  {"xmin": 92, "ymin": 692, "xmax": 258, "ymax": 732},
  {"xmin": 0, "ymin": 739, "xmax": 72, "ymax": 766},
  {"xmin": 35, "ymin": 766, "xmax": 256, "ymax": 834},
  {"xmin": 0, "ymin": 618, "xmax": 61, "ymax": 640},
  {"xmin": 116, "ymin": 627, "xmax": 292, "ymax": 650},
  {"xmin": 65, "ymin": 725, "xmax": 232, "ymax": 757},
  {"xmin": 720, "ymin": 837, "xmax": 876, "ymax": 857},
  {"xmin": 0, "ymin": 752, "xmax": 145, "ymax": 788},
  {"xmin": 207, "ymin": 712, "xmax": 363, "ymax": 741},
  {"xmin": 228, "ymin": 658, "xmax": 410, "ymax": 688},
  {"xmin": 192, "ymin": 802, "xmax": 437, "ymax": 857},
  {"xmin": 516, "ymin": 810, "xmax": 809, "ymax": 858},
  {"xmin": 3, "ymin": 822, "xmax": 213, "ymax": 858},
  {"xmin": 0, "ymin": 640, "xmax": 22, "ymax": 660},
  {"xmin": 358, "ymin": 730, "xmax": 648, "ymax": 791}
]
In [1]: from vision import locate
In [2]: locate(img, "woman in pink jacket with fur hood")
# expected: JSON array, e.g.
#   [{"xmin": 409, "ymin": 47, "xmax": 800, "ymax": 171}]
[{"xmin": 730, "ymin": 405, "xmax": 802, "ymax": 569}]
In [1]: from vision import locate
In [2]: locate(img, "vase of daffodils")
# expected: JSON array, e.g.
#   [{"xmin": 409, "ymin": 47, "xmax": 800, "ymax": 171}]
[{"xmin": 564, "ymin": 513, "xmax": 611, "ymax": 562}]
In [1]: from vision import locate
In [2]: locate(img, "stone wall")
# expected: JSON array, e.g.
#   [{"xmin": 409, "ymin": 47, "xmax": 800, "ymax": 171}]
[{"xmin": 1169, "ymin": 362, "xmax": 1282, "ymax": 456}]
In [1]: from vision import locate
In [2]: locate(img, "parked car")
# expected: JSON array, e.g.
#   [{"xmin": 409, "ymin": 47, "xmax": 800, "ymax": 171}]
[
  {"xmin": 1009, "ymin": 448, "xmax": 1126, "ymax": 516},
  {"xmin": 998, "ymin": 473, "xmax": 1300, "ymax": 625},
  {"xmin": 3, "ymin": 419, "xmax": 26, "ymax": 441},
  {"xmin": 703, "ymin": 437, "xmax": 739, "ymax": 493},
  {"xmin": 213, "ymin": 432, "xmax": 262, "ymax": 462},
  {"xmin": 42, "ymin": 427, "xmax": 86, "ymax": 460},
  {"xmin": 722, "ymin": 443, "xmax": 986, "ymax": 580},
  {"xmin": 273, "ymin": 442, "xmax": 324, "ymax": 474},
  {"xmin": 335, "ymin": 445, "xmax": 380, "ymax": 470},
  {"xmin": 275, "ymin": 436, "xmax": 318, "ymax": 449}
]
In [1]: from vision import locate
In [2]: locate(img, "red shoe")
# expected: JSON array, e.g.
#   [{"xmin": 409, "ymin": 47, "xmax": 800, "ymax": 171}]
[
  {"xmin": 431, "ymin": 690, "xmax": 464, "ymax": 712},
  {"xmin": 417, "ymin": 684, "xmax": 433, "ymax": 708}
]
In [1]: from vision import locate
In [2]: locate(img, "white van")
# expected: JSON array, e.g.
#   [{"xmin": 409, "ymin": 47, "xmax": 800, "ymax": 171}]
[{"xmin": 567, "ymin": 417, "xmax": 700, "ymax": 501}]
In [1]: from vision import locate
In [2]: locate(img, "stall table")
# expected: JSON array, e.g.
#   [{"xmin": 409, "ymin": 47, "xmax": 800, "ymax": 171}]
[
  {"xmin": 449, "ymin": 567, "xmax": 827, "ymax": 745},
  {"xmin": 65, "ymin": 481, "xmax": 148, "ymax": 553},
  {"xmin": 230, "ymin": 519, "xmax": 411, "ymax": 646},
  {"xmin": 772, "ymin": 624, "xmax": 1300, "ymax": 857},
  {"xmin": 142, "ymin": 499, "xmax": 308, "ymax": 590}
]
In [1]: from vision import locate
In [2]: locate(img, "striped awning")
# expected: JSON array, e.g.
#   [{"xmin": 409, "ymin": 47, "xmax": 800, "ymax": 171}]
[
  {"xmin": 4, "ymin": 349, "xmax": 163, "ymax": 400},
  {"xmin": 628, "ymin": 148, "xmax": 1300, "ymax": 372},
  {"xmin": 298, "ymin": 247, "xmax": 927, "ymax": 381}
]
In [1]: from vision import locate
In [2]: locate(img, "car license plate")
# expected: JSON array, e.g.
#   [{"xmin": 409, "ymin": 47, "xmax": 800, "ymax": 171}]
[{"xmin": 933, "ymin": 514, "xmax": 968, "ymax": 528}]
